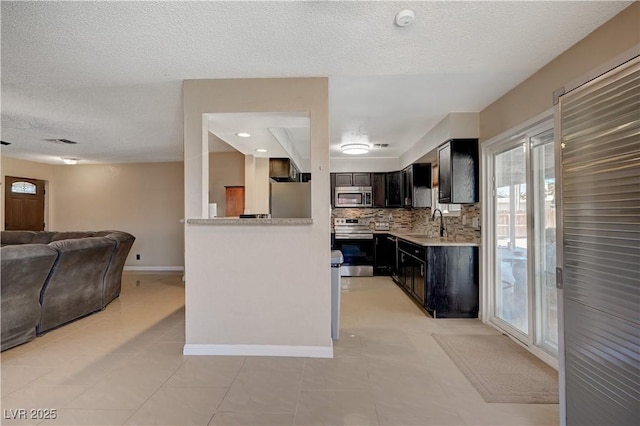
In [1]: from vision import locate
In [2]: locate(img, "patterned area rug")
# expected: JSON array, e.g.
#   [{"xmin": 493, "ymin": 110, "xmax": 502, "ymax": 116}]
[{"xmin": 433, "ymin": 333, "xmax": 559, "ymax": 404}]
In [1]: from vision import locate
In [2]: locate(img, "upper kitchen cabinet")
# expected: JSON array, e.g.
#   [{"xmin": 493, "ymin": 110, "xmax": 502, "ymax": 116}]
[
  {"xmin": 372, "ymin": 173, "xmax": 386, "ymax": 208},
  {"xmin": 269, "ymin": 158, "xmax": 300, "ymax": 182},
  {"xmin": 385, "ymin": 171, "xmax": 403, "ymax": 207},
  {"xmin": 437, "ymin": 139, "xmax": 479, "ymax": 204},
  {"xmin": 334, "ymin": 172, "xmax": 372, "ymax": 187},
  {"xmin": 403, "ymin": 163, "xmax": 432, "ymax": 208}
]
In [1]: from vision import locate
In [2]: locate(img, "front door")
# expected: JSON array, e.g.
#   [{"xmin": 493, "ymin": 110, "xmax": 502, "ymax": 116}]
[{"xmin": 4, "ymin": 176, "xmax": 45, "ymax": 231}]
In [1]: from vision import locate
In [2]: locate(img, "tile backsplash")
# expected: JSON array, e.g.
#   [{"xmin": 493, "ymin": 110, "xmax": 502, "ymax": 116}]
[{"xmin": 331, "ymin": 205, "xmax": 481, "ymax": 243}]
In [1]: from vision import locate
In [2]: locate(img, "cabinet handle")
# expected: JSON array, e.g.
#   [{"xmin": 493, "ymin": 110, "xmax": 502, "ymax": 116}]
[{"xmin": 421, "ymin": 264, "xmax": 424, "ymax": 276}]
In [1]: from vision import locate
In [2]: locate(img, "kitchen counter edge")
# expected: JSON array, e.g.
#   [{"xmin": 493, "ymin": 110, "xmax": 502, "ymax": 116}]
[
  {"xmin": 375, "ymin": 231, "xmax": 480, "ymax": 247},
  {"xmin": 187, "ymin": 218, "xmax": 313, "ymax": 226}
]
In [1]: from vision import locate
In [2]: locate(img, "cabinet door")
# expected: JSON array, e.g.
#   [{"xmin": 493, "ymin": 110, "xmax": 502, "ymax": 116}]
[
  {"xmin": 403, "ymin": 166, "xmax": 413, "ymax": 207},
  {"xmin": 450, "ymin": 139, "xmax": 479, "ymax": 203},
  {"xmin": 334, "ymin": 173, "xmax": 353, "ymax": 187},
  {"xmin": 374, "ymin": 235, "xmax": 390, "ymax": 275},
  {"xmin": 413, "ymin": 260, "xmax": 426, "ymax": 305},
  {"xmin": 426, "ymin": 246, "xmax": 446, "ymax": 316},
  {"xmin": 386, "ymin": 171, "xmax": 403, "ymax": 207},
  {"xmin": 438, "ymin": 143, "xmax": 452, "ymax": 203},
  {"xmin": 353, "ymin": 173, "xmax": 372, "ymax": 187},
  {"xmin": 397, "ymin": 251, "xmax": 407, "ymax": 287},
  {"xmin": 372, "ymin": 173, "xmax": 386, "ymax": 207},
  {"xmin": 412, "ymin": 163, "xmax": 432, "ymax": 208},
  {"xmin": 330, "ymin": 173, "xmax": 336, "ymax": 207}
]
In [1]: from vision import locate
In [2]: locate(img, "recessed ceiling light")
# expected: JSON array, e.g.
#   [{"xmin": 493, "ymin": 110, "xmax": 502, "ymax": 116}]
[
  {"xmin": 341, "ymin": 143, "xmax": 370, "ymax": 155},
  {"xmin": 236, "ymin": 132, "xmax": 251, "ymax": 138},
  {"xmin": 255, "ymin": 148, "xmax": 268, "ymax": 153},
  {"xmin": 62, "ymin": 157, "xmax": 78, "ymax": 165}
]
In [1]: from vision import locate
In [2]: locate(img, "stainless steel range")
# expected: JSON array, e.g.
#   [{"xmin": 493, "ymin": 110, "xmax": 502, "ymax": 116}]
[{"xmin": 332, "ymin": 218, "xmax": 374, "ymax": 277}]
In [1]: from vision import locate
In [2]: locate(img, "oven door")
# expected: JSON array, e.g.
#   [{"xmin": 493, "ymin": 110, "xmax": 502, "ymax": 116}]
[{"xmin": 332, "ymin": 238, "xmax": 374, "ymax": 277}]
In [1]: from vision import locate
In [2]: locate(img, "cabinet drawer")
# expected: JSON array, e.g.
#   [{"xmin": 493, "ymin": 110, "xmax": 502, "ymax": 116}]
[{"xmin": 398, "ymin": 240, "xmax": 426, "ymax": 259}]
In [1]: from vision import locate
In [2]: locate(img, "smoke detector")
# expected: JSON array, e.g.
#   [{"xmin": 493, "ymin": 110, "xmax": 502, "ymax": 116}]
[{"xmin": 395, "ymin": 9, "xmax": 415, "ymax": 27}]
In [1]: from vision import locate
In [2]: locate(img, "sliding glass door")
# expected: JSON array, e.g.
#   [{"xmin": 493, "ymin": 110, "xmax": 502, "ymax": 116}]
[
  {"xmin": 531, "ymin": 130, "xmax": 558, "ymax": 356},
  {"xmin": 494, "ymin": 144, "xmax": 529, "ymax": 335},
  {"xmin": 487, "ymin": 121, "xmax": 558, "ymax": 360}
]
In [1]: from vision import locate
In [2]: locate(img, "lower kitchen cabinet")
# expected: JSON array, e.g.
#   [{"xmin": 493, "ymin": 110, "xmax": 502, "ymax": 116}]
[
  {"xmin": 426, "ymin": 246, "xmax": 479, "ymax": 318},
  {"xmin": 393, "ymin": 239, "xmax": 478, "ymax": 318},
  {"xmin": 374, "ymin": 234, "xmax": 395, "ymax": 275}
]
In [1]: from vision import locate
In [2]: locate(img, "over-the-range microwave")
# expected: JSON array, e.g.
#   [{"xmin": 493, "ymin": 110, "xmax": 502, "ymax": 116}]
[{"xmin": 334, "ymin": 186, "xmax": 373, "ymax": 208}]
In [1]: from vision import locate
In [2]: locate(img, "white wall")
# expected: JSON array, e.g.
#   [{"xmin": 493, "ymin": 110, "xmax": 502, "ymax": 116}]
[{"xmin": 183, "ymin": 77, "xmax": 332, "ymax": 357}]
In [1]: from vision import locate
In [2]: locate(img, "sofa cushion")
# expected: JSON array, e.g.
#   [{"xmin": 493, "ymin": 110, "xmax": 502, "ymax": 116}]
[
  {"xmin": 1, "ymin": 244, "xmax": 59, "ymax": 351},
  {"xmin": 31, "ymin": 231, "xmax": 56, "ymax": 244},
  {"xmin": 49, "ymin": 231, "xmax": 96, "ymax": 242},
  {"xmin": 38, "ymin": 237, "xmax": 116, "ymax": 334},
  {"xmin": 1, "ymin": 231, "xmax": 37, "ymax": 246},
  {"xmin": 97, "ymin": 231, "xmax": 135, "ymax": 307}
]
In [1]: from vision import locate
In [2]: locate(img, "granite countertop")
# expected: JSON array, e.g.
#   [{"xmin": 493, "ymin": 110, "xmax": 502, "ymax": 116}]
[
  {"xmin": 187, "ymin": 218, "xmax": 313, "ymax": 225},
  {"xmin": 376, "ymin": 230, "xmax": 480, "ymax": 247}
]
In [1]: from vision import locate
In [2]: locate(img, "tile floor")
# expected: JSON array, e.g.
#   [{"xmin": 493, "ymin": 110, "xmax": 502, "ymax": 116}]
[{"xmin": 0, "ymin": 273, "xmax": 559, "ymax": 425}]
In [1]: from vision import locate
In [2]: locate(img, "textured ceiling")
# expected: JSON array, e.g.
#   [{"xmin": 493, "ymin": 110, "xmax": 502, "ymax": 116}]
[{"xmin": 0, "ymin": 1, "xmax": 632, "ymax": 164}]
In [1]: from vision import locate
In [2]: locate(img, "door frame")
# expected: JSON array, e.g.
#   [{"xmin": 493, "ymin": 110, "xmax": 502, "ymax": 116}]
[
  {"xmin": 3, "ymin": 175, "xmax": 48, "ymax": 231},
  {"xmin": 481, "ymin": 110, "xmax": 558, "ymax": 369}
]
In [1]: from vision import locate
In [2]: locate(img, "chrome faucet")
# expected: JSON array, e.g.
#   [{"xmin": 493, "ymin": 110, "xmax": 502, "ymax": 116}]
[{"xmin": 432, "ymin": 208, "xmax": 445, "ymax": 237}]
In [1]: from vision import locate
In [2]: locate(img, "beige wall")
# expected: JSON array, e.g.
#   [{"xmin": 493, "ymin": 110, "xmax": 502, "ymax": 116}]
[
  {"xmin": 480, "ymin": 2, "xmax": 640, "ymax": 141},
  {"xmin": 1, "ymin": 156, "xmax": 184, "ymax": 268},
  {"xmin": 209, "ymin": 150, "xmax": 245, "ymax": 217},
  {"xmin": 1, "ymin": 156, "xmax": 56, "ymax": 231},
  {"xmin": 183, "ymin": 77, "xmax": 331, "ymax": 356},
  {"xmin": 243, "ymin": 156, "xmax": 270, "ymax": 215}
]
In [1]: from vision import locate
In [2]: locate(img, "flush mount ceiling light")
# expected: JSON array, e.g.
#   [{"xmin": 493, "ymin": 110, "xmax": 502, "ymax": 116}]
[
  {"xmin": 235, "ymin": 132, "xmax": 251, "ymax": 138},
  {"xmin": 62, "ymin": 157, "xmax": 78, "ymax": 165},
  {"xmin": 395, "ymin": 9, "xmax": 415, "ymax": 27},
  {"xmin": 341, "ymin": 143, "xmax": 370, "ymax": 155},
  {"xmin": 255, "ymin": 148, "xmax": 268, "ymax": 153}
]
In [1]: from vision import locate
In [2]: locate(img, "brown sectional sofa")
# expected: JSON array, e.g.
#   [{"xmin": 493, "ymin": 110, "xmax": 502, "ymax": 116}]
[{"xmin": 0, "ymin": 230, "xmax": 135, "ymax": 351}]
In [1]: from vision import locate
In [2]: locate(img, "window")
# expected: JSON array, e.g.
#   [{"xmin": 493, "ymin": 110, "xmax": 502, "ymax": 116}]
[{"xmin": 11, "ymin": 181, "xmax": 37, "ymax": 194}]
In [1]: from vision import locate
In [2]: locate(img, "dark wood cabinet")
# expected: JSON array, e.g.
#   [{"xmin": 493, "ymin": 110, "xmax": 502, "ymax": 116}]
[
  {"xmin": 426, "ymin": 246, "xmax": 479, "ymax": 318},
  {"xmin": 372, "ymin": 173, "xmax": 386, "ymax": 208},
  {"xmin": 402, "ymin": 166, "xmax": 413, "ymax": 207},
  {"xmin": 374, "ymin": 234, "xmax": 395, "ymax": 275},
  {"xmin": 333, "ymin": 172, "xmax": 371, "ymax": 187},
  {"xmin": 334, "ymin": 173, "xmax": 354, "ymax": 187},
  {"xmin": 437, "ymin": 139, "xmax": 479, "ymax": 204},
  {"xmin": 394, "ymin": 238, "xmax": 478, "ymax": 318},
  {"xmin": 353, "ymin": 173, "xmax": 372, "ymax": 187},
  {"xmin": 385, "ymin": 171, "xmax": 403, "ymax": 207},
  {"xmin": 269, "ymin": 158, "xmax": 300, "ymax": 182},
  {"xmin": 403, "ymin": 163, "xmax": 432, "ymax": 208},
  {"xmin": 330, "ymin": 173, "xmax": 336, "ymax": 207},
  {"xmin": 397, "ymin": 240, "xmax": 427, "ymax": 304}
]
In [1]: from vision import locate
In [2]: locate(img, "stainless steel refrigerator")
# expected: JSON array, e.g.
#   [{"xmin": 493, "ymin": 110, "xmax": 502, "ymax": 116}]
[{"xmin": 269, "ymin": 182, "xmax": 311, "ymax": 218}]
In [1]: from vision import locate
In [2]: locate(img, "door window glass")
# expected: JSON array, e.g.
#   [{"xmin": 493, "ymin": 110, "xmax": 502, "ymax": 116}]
[{"xmin": 11, "ymin": 181, "xmax": 37, "ymax": 194}]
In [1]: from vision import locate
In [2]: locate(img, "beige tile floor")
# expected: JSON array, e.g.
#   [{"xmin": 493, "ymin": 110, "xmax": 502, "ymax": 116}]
[{"xmin": 0, "ymin": 273, "xmax": 559, "ymax": 426}]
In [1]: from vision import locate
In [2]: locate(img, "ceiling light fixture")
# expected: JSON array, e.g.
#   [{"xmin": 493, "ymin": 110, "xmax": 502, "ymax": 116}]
[
  {"xmin": 395, "ymin": 9, "xmax": 415, "ymax": 27},
  {"xmin": 255, "ymin": 148, "xmax": 268, "ymax": 153},
  {"xmin": 341, "ymin": 143, "xmax": 370, "ymax": 155},
  {"xmin": 236, "ymin": 132, "xmax": 251, "ymax": 138},
  {"xmin": 62, "ymin": 157, "xmax": 78, "ymax": 165}
]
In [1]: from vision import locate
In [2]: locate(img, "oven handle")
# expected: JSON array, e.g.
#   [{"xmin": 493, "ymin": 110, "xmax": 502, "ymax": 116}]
[{"xmin": 335, "ymin": 235, "xmax": 374, "ymax": 240}]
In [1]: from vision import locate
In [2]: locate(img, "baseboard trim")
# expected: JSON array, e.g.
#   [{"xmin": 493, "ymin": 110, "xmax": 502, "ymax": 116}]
[
  {"xmin": 124, "ymin": 266, "xmax": 184, "ymax": 272},
  {"xmin": 183, "ymin": 343, "xmax": 334, "ymax": 358}
]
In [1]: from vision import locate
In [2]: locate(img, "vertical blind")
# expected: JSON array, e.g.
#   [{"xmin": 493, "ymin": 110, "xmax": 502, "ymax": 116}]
[{"xmin": 560, "ymin": 57, "xmax": 640, "ymax": 425}]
